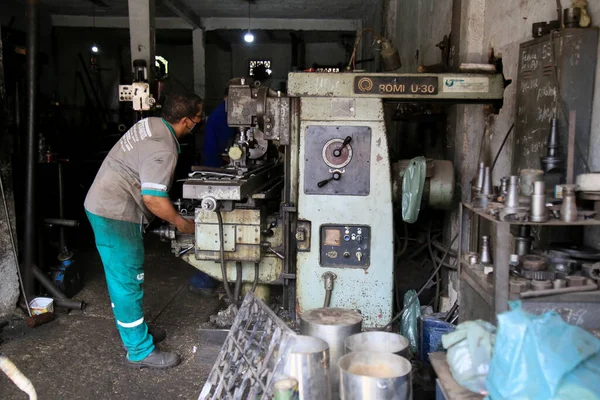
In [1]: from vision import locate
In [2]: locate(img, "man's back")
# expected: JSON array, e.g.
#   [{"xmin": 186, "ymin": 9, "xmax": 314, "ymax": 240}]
[
  {"xmin": 202, "ymin": 101, "xmax": 236, "ymax": 167},
  {"xmin": 84, "ymin": 117, "xmax": 180, "ymax": 224}
]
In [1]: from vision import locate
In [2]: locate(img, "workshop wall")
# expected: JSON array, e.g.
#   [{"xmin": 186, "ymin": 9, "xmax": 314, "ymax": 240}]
[
  {"xmin": 305, "ymin": 42, "xmax": 347, "ymax": 68},
  {"xmin": 231, "ymin": 42, "xmax": 292, "ymax": 91}
]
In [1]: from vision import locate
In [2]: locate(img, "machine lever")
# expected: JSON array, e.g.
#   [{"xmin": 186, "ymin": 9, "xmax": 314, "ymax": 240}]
[
  {"xmin": 317, "ymin": 172, "xmax": 341, "ymax": 188},
  {"xmin": 333, "ymin": 136, "xmax": 352, "ymax": 157}
]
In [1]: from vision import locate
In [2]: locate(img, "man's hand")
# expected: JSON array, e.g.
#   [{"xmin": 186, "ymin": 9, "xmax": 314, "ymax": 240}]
[{"xmin": 176, "ymin": 218, "xmax": 195, "ymax": 234}]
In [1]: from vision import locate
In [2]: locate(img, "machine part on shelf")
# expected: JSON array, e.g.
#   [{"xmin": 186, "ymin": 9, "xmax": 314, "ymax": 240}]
[
  {"xmin": 530, "ymin": 181, "xmax": 549, "ymax": 222},
  {"xmin": 522, "ymin": 255, "xmax": 548, "ymax": 271},
  {"xmin": 274, "ymin": 378, "xmax": 299, "ymax": 400},
  {"xmin": 300, "ymin": 308, "xmax": 362, "ymax": 400},
  {"xmin": 0, "ymin": 355, "xmax": 37, "ymax": 400},
  {"xmin": 579, "ymin": 191, "xmax": 600, "ymax": 221},
  {"xmin": 514, "ymin": 225, "xmax": 533, "ymax": 256},
  {"xmin": 43, "ymin": 218, "xmax": 79, "ymax": 228},
  {"xmin": 339, "ymin": 351, "xmax": 412, "ymax": 400},
  {"xmin": 566, "ymin": 275, "xmax": 587, "ymax": 287},
  {"xmin": 541, "ymin": 118, "xmax": 563, "ymax": 173},
  {"xmin": 520, "ymin": 269, "xmax": 556, "ymax": 281},
  {"xmin": 480, "ymin": 236, "xmax": 493, "ymax": 265},
  {"xmin": 560, "ymin": 185, "xmax": 578, "ymax": 222},
  {"xmin": 31, "ymin": 265, "xmax": 86, "ymax": 310},
  {"xmin": 582, "ymin": 263, "xmax": 600, "ymax": 281},
  {"xmin": 549, "ymin": 257, "xmax": 577, "ymax": 277},
  {"xmin": 380, "ymin": 38, "xmax": 402, "ymax": 71},
  {"xmin": 0, "ymin": 174, "xmax": 32, "ymax": 317},
  {"xmin": 564, "ymin": 7, "xmax": 582, "ymax": 28},
  {"xmin": 463, "ymin": 252, "xmax": 479, "ymax": 266},
  {"xmin": 283, "ymin": 335, "xmax": 331, "ymax": 400},
  {"xmin": 345, "ymin": 331, "xmax": 410, "ymax": 358},
  {"xmin": 474, "ymin": 162, "xmax": 485, "ymax": 195},
  {"xmin": 500, "ymin": 177, "xmax": 509, "ymax": 200},
  {"xmin": 499, "ymin": 206, "xmax": 529, "ymax": 222},
  {"xmin": 520, "ymin": 281, "xmax": 598, "ymax": 299},
  {"xmin": 553, "ymin": 279, "xmax": 567, "ymax": 289},
  {"xmin": 519, "ymin": 169, "xmax": 544, "ymax": 197},
  {"xmin": 200, "ymin": 293, "xmax": 295, "ymax": 399},
  {"xmin": 322, "ymin": 272, "xmax": 337, "ymax": 308},
  {"xmin": 505, "ymin": 176, "xmax": 520, "ymax": 208},
  {"xmin": 510, "ymin": 278, "xmax": 530, "ymax": 294},
  {"xmin": 550, "ymin": 243, "xmax": 600, "ymax": 260},
  {"xmin": 530, "ymin": 280, "xmax": 553, "ymax": 291},
  {"xmin": 576, "ymin": 173, "xmax": 600, "ymax": 192},
  {"xmin": 481, "ymin": 167, "xmax": 493, "ymax": 197}
]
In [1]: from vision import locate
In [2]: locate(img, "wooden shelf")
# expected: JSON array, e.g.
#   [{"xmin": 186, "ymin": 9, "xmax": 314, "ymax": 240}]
[
  {"xmin": 460, "ymin": 261, "xmax": 494, "ymax": 306},
  {"xmin": 463, "ymin": 202, "xmax": 600, "ymax": 226}
]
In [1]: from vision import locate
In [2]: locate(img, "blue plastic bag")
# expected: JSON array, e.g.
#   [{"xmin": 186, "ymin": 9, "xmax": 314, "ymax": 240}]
[{"xmin": 486, "ymin": 301, "xmax": 600, "ymax": 400}]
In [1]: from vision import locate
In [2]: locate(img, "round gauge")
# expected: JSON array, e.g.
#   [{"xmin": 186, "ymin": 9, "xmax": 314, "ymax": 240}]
[{"xmin": 322, "ymin": 138, "xmax": 353, "ymax": 169}]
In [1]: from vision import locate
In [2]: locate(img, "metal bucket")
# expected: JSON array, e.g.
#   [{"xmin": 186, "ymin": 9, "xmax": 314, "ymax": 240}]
[
  {"xmin": 339, "ymin": 351, "xmax": 412, "ymax": 400},
  {"xmin": 300, "ymin": 308, "xmax": 363, "ymax": 400},
  {"xmin": 345, "ymin": 331, "xmax": 409, "ymax": 358},
  {"xmin": 283, "ymin": 335, "xmax": 331, "ymax": 400}
]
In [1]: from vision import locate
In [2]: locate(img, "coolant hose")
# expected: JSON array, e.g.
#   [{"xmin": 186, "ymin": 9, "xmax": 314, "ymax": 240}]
[
  {"xmin": 216, "ymin": 210, "xmax": 236, "ymax": 303},
  {"xmin": 0, "ymin": 354, "xmax": 37, "ymax": 400}
]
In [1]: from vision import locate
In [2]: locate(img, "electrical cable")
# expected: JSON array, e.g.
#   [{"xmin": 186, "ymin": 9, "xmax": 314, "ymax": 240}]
[
  {"xmin": 491, "ymin": 123, "xmax": 515, "ymax": 172},
  {"xmin": 348, "ymin": 28, "xmax": 375, "ymax": 70},
  {"xmin": 384, "ymin": 234, "xmax": 458, "ymax": 330},
  {"xmin": 251, "ymin": 262, "xmax": 259, "ymax": 292},
  {"xmin": 216, "ymin": 210, "xmax": 236, "ymax": 303},
  {"xmin": 234, "ymin": 261, "xmax": 242, "ymax": 302}
]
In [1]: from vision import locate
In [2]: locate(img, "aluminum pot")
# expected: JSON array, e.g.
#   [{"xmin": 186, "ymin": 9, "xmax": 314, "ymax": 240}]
[
  {"xmin": 345, "ymin": 331, "xmax": 409, "ymax": 358},
  {"xmin": 300, "ymin": 308, "xmax": 362, "ymax": 400},
  {"xmin": 283, "ymin": 335, "xmax": 331, "ymax": 400},
  {"xmin": 339, "ymin": 351, "xmax": 412, "ymax": 400}
]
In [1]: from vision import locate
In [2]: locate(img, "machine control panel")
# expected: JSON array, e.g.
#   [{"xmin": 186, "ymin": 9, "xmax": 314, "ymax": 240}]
[
  {"xmin": 304, "ymin": 126, "xmax": 371, "ymax": 196},
  {"xmin": 320, "ymin": 225, "xmax": 370, "ymax": 268}
]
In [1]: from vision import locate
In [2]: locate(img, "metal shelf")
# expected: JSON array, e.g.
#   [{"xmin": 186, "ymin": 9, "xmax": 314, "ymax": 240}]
[{"xmin": 463, "ymin": 202, "xmax": 600, "ymax": 226}]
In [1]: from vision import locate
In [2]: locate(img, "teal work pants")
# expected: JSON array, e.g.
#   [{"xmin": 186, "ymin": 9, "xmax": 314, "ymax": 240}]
[{"xmin": 86, "ymin": 210, "xmax": 155, "ymax": 361}]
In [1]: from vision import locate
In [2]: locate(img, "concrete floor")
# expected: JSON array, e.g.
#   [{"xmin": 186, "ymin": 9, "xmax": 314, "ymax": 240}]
[{"xmin": 0, "ymin": 238, "xmax": 224, "ymax": 399}]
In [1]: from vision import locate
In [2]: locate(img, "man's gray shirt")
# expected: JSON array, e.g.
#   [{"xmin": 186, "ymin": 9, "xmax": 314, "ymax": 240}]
[{"xmin": 84, "ymin": 117, "xmax": 180, "ymax": 224}]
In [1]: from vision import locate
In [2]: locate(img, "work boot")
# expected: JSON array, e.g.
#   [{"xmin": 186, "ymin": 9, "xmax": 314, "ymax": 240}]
[
  {"xmin": 121, "ymin": 325, "xmax": 166, "ymax": 351},
  {"xmin": 126, "ymin": 349, "xmax": 180, "ymax": 369}
]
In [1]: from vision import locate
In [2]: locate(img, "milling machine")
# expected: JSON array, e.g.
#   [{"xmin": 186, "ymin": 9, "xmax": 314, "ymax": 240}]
[{"xmin": 158, "ymin": 71, "xmax": 507, "ymax": 328}]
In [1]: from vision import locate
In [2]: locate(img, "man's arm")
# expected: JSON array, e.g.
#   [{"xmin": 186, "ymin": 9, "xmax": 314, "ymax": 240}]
[{"xmin": 143, "ymin": 195, "xmax": 194, "ymax": 234}]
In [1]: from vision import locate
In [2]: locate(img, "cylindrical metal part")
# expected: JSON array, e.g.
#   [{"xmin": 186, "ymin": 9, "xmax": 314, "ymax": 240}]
[
  {"xmin": 530, "ymin": 181, "xmax": 549, "ymax": 222},
  {"xmin": 300, "ymin": 308, "xmax": 362, "ymax": 400},
  {"xmin": 428, "ymin": 160, "xmax": 455, "ymax": 210},
  {"xmin": 345, "ymin": 332, "xmax": 409, "ymax": 359},
  {"xmin": 43, "ymin": 218, "xmax": 80, "ymax": 227},
  {"xmin": 475, "ymin": 162, "xmax": 485, "ymax": 193},
  {"xmin": 522, "ymin": 254, "xmax": 548, "ymax": 271},
  {"xmin": 531, "ymin": 280, "xmax": 553, "ymax": 291},
  {"xmin": 480, "ymin": 236, "xmax": 492, "ymax": 265},
  {"xmin": 564, "ymin": 7, "xmax": 582, "ymax": 28},
  {"xmin": 541, "ymin": 118, "xmax": 563, "ymax": 172},
  {"xmin": 582, "ymin": 263, "xmax": 600, "ymax": 281},
  {"xmin": 53, "ymin": 297, "xmax": 86, "ymax": 310},
  {"xmin": 553, "ymin": 279, "xmax": 567, "ymax": 289},
  {"xmin": 23, "ymin": 0, "xmax": 40, "ymax": 299},
  {"xmin": 481, "ymin": 167, "xmax": 492, "ymax": 196},
  {"xmin": 510, "ymin": 278, "xmax": 529, "ymax": 294},
  {"xmin": 283, "ymin": 335, "xmax": 331, "ymax": 400},
  {"xmin": 500, "ymin": 177, "xmax": 509, "ymax": 198},
  {"xmin": 505, "ymin": 176, "xmax": 520, "ymax": 208},
  {"xmin": 560, "ymin": 185, "xmax": 578, "ymax": 222},
  {"xmin": 514, "ymin": 225, "xmax": 533, "ymax": 256},
  {"xmin": 566, "ymin": 276, "xmax": 587, "ymax": 287},
  {"xmin": 519, "ymin": 169, "xmax": 544, "ymax": 197},
  {"xmin": 339, "ymin": 351, "xmax": 412, "ymax": 400}
]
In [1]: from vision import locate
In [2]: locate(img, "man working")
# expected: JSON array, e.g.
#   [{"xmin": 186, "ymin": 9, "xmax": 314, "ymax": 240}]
[
  {"xmin": 189, "ymin": 84, "xmax": 238, "ymax": 294},
  {"xmin": 84, "ymin": 92, "xmax": 202, "ymax": 369}
]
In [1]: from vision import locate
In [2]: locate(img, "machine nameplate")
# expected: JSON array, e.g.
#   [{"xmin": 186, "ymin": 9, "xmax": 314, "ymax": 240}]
[
  {"xmin": 442, "ymin": 76, "xmax": 489, "ymax": 93},
  {"xmin": 354, "ymin": 76, "xmax": 438, "ymax": 95}
]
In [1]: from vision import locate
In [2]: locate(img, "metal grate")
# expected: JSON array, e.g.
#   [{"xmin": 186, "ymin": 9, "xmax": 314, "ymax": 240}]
[{"xmin": 199, "ymin": 292, "xmax": 295, "ymax": 400}]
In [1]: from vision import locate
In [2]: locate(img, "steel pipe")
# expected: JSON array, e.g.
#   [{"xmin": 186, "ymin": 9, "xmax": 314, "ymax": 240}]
[
  {"xmin": 31, "ymin": 265, "xmax": 85, "ymax": 310},
  {"xmin": 23, "ymin": 0, "xmax": 40, "ymax": 298}
]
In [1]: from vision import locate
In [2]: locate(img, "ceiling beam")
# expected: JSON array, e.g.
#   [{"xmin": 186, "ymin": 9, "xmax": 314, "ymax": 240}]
[
  {"xmin": 51, "ymin": 15, "xmax": 359, "ymax": 32},
  {"xmin": 158, "ymin": 0, "xmax": 203, "ymax": 30}
]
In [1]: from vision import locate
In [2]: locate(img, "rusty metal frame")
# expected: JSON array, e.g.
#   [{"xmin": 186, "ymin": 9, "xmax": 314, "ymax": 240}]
[{"xmin": 199, "ymin": 292, "xmax": 295, "ymax": 400}]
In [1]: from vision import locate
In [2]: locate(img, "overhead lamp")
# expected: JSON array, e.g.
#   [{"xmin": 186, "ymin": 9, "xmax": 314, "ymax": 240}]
[{"xmin": 91, "ymin": 44, "xmax": 99, "ymax": 53}]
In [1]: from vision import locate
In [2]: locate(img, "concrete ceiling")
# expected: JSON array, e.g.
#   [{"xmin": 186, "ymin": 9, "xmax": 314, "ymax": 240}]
[{"xmin": 36, "ymin": 0, "xmax": 373, "ymax": 19}]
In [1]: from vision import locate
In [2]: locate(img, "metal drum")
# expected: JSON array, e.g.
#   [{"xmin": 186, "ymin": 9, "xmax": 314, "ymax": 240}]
[
  {"xmin": 345, "ymin": 331, "xmax": 409, "ymax": 358},
  {"xmin": 300, "ymin": 308, "xmax": 363, "ymax": 400},
  {"xmin": 339, "ymin": 351, "xmax": 412, "ymax": 400},
  {"xmin": 283, "ymin": 335, "xmax": 331, "ymax": 400}
]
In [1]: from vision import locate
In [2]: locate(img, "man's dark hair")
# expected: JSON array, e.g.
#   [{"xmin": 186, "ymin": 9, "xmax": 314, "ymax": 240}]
[{"xmin": 162, "ymin": 92, "xmax": 203, "ymax": 123}]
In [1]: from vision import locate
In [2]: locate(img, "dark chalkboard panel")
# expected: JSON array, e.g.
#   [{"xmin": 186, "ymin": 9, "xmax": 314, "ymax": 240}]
[{"xmin": 513, "ymin": 28, "xmax": 598, "ymax": 177}]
